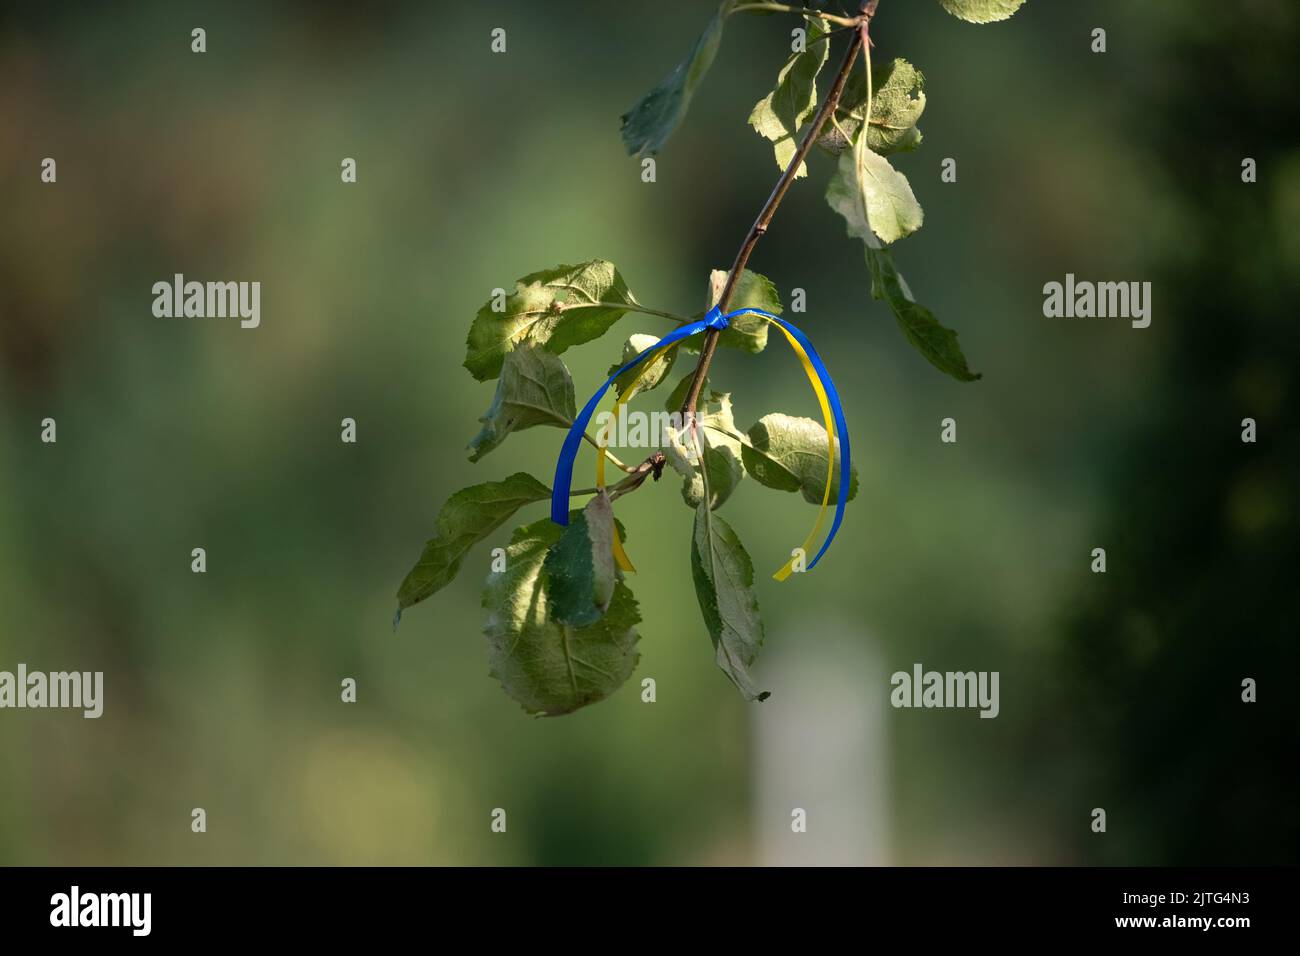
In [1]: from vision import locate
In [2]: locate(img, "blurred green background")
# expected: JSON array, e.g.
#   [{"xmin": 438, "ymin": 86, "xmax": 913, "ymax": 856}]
[{"xmin": 1, "ymin": 0, "xmax": 1295, "ymax": 865}]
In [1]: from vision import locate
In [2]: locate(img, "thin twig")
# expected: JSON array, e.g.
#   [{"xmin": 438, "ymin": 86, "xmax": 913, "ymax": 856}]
[
  {"xmin": 677, "ymin": 2, "xmax": 875, "ymax": 420},
  {"xmin": 730, "ymin": 3, "xmax": 863, "ymax": 28},
  {"xmin": 608, "ymin": 452, "xmax": 667, "ymax": 501}
]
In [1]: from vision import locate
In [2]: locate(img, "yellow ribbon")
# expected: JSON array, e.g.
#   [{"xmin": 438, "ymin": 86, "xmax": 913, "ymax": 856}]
[{"xmin": 765, "ymin": 322, "xmax": 835, "ymax": 582}]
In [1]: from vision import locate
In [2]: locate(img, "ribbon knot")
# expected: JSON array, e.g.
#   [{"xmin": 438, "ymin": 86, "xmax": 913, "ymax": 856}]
[{"xmin": 703, "ymin": 305, "xmax": 729, "ymax": 331}]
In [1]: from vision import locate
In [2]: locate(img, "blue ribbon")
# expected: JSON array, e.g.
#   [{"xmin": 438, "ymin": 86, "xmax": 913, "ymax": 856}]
[
  {"xmin": 750, "ymin": 308, "xmax": 851, "ymax": 571},
  {"xmin": 549, "ymin": 305, "xmax": 850, "ymax": 572}
]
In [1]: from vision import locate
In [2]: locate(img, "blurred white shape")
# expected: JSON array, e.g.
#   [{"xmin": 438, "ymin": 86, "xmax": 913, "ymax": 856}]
[{"xmin": 753, "ymin": 621, "xmax": 889, "ymax": 866}]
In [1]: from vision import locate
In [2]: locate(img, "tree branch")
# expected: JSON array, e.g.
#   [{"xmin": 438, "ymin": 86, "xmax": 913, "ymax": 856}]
[{"xmin": 678, "ymin": 1, "xmax": 876, "ymax": 420}]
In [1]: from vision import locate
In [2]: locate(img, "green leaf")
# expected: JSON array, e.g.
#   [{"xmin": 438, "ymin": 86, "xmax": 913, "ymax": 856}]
[
  {"xmin": 748, "ymin": 16, "xmax": 829, "ymax": 178},
  {"xmin": 866, "ymin": 246, "xmax": 981, "ymax": 381},
  {"xmin": 938, "ymin": 0, "xmax": 1027, "ymax": 24},
  {"xmin": 620, "ymin": 1, "xmax": 732, "ymax": 157},
  {"xmin": 484, "ymin": 518, "xmax": 641, "ymax": 716},
  {"xmin": 685, "ymin": 394, "xmax": 746, "ymax": 510},
  {"xmin": 465, "ymin": 261, "xmax": 637, "ymax": 381},
  {"xmin": 740, "ymin": 413, "xmax": 859, "ymax": 504},
  {"xmin": 825, "ymin": 144, "xmax": 923, "ymax": 246},
  {"xmin": 819, "ymin": 58, "xmax": 926, "ymax": 157},
  {"xmin": 543, "ymin": 492, "xmax": 619, "ymax": 628},
  {"xmin": 690, "ymin": 268, "xmax": 781, "ymax": 354},
  {"xmin": 663, "ymin": 370, "xmax": 706, "ymax": 413},
  {"xmin": 396, "ymin": 473, "xmax": 552, "ymax": 615},
  {"xmin": 691, "ymin": 505, "xmax": 769, "ymax": 702},
  {"xmin": 609, "ymin": 333, "xmax": 677, "ymax": 400},
  {"xmin": 468, "ymin": 344, "xmax": 576, "ymax": 462}
]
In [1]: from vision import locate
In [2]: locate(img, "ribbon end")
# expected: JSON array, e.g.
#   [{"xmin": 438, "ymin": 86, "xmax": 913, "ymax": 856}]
[{"xmin": 612, "ymin": 525, "xmax": 635, "ymax": 572}]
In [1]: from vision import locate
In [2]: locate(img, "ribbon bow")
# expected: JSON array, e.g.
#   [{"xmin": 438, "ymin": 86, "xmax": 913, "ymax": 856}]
[{"xmin": 550, "ymin": 305, "xmax": 850, "ymax": 581}]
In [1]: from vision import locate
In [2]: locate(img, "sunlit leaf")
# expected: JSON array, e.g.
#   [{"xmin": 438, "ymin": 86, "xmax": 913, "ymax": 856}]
[
  {"xmin": 938, "ymin": 0, "xmax": 1027, "ymax": 25},
  {"xmin": 825, "ymin": 143, "xmax": 923, "ymax": 246},
  {"xmin": 749, "ymin": 16, "xmax": 829, "ymax": 177},
  {"xmin": 465, "ymin": 260, "xmax": 637, "ymax": 381},
  {"xmin": 819, "ymin": 58, "xmax": 926, "ymax": 157},
  {"xmin": 740, "ymin": 412, "xmax": 858, "ymax": 504},
  {"xmin": 468, "ymin": 345, "xmax": 576, "ymax": 462}
]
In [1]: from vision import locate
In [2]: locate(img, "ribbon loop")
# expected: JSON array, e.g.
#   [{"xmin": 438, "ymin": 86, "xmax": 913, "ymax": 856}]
[
  {"xmin": 549, "ymin": 312, "xmax": 720, "ymax": 527},
  {"xmin": 550, "ymin": 305, "xmax": 850, "ymax": 579}
]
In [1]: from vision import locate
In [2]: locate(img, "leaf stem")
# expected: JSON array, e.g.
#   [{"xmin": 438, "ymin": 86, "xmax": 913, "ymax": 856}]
[
  {"xmin": 677, "ymin": 2, "xmax": 875, "ymax": 420},
  {"xmin": 598, "ymin": 302, "xmax": 694, "ymax": 324},
  {"xmin": 581, "ymin": 430, "xmax": 634, "ymax": 472},
  {"xmin": 729, "ymin": 3, "xmax": 863, "ymax": 28},
  {"xmin": 852, "ymin": 9, "xmax": 874, "ymax": 227}
]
